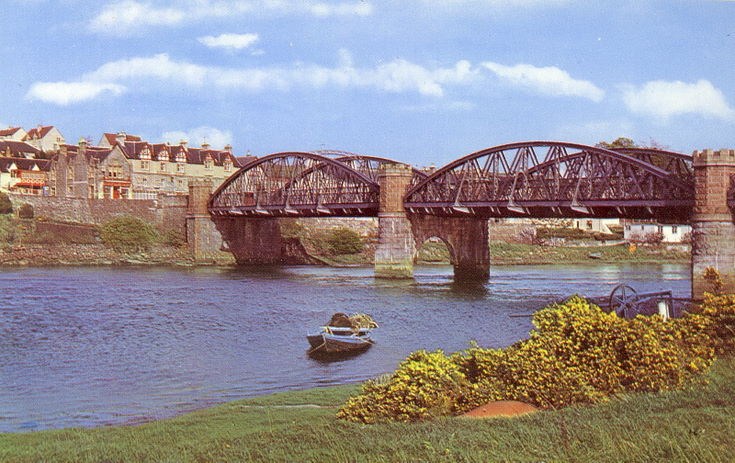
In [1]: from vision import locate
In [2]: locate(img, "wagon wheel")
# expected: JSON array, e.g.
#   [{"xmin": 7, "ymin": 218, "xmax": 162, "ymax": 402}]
[{"xmin": 608, "ymin": 284, "xmax": 638, "ymax": 317}]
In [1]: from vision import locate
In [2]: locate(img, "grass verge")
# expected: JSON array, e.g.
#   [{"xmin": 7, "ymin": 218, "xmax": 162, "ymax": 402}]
[{"xmin": 2, "ymin": 357, "xmax": 734, "ymax": 462}]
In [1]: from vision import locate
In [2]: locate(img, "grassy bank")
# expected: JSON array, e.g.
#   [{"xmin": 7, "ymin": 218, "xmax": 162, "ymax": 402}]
[
  {"xmin": 2, "ymin": 356, "xmax": 734, "ymax": 462},
  {"xmin": 489, "ymin": 241, "xmax": 689, "ymax": 265}
]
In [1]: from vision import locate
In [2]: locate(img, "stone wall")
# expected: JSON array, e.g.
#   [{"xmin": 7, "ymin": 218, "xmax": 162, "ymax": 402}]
[{"xmin": 8, "ymin": 193, "xmax": 188, "ymax": 233}]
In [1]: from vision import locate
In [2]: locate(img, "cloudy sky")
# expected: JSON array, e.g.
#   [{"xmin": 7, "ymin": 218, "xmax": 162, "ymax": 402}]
[{"xmin": 1, "ymin": 0, "xmax": 734, "ymax": 166}]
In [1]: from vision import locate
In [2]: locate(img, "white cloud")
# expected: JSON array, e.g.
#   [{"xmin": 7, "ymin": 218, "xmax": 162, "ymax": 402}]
[
  {"xmin": 28, "ymin": 53, "xmax": 479, "ymax": 104},
  {"xmin": 482, "ymin": 61, "xmax": 605, "ymax": 102},
  {"xmin": 161, "ymin": 126, "xmax": 233, "ymax": 148},
  {"xmin": 198, "ymin": 33, "xmax": 259, "ymax": 51},
  {"xmin": 26, "ymin": 81, "xmax": 125, "ymax": 105},
  {"xmin": 621, "ymin": 79, "xmax": 735, "ymax": 121},
  {"xmin": 89, "ymin": 0, "xmax": 373, "ymax": 35}
]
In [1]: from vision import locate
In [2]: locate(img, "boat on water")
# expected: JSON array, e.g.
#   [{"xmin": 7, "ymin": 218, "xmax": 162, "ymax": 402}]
[{"xmin": 307, "ymin": 313, "xmax": 378, "ymax": 356}]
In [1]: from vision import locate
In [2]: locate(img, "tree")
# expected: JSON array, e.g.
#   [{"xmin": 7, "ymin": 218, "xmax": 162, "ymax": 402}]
[{"xmin": 595, "ymin": 137, "xmax": 637, "ymax": 149}]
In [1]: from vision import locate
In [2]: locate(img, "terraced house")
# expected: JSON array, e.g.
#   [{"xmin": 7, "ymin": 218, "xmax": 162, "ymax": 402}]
[
  {"xmin": 0, "ymin": 140, "xmax": 50, "ymax": 195},
  {"xmin": 50, "ymin": 132, "xmax": 240, "ymax": 199}
]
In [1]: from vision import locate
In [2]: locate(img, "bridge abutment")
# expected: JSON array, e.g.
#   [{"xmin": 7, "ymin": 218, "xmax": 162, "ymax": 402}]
[
  {"xmin": 213, "ymin": 217, "xmax": 283, "ymax": 264},
  {"xmin": 187, "ymin": 179, "xmax": 223, "ymax": 260},
  {"xmin": 692, "ymin": 149, "xmax": 735, "ymax": 299},
  {"xmin": 374, "ymin": 163, "xmax": 415, "ymax": 278}
]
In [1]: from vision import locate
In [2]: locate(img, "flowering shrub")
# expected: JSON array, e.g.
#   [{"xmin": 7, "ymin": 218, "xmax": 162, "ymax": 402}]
[
  {"xmin": 694, "ymin": 293, "xmax": 735, "ymax": 355},
  {"xmin": 336, "ymin": 350, "xmax": 468, "ymax": 423},
  {"xmin": 338, "ymin": 296, "xmax": 716, "ymax": 423}
]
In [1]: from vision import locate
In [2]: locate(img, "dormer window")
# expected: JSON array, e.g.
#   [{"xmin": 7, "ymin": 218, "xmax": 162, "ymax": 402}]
[
  {"xmin": 224, "ymin": 158, "xmax": 233, "ymax": 172},
  {"xmin": 140, "ymin": 148, "xmax": 151, "ymax": 160},
  {"xmin": 175, "ymin": 152, "xmax": 186, "ymax": 163},
  {"xmin": 204, "ymin": 156, "xmax": 213, "ymax": 169}
]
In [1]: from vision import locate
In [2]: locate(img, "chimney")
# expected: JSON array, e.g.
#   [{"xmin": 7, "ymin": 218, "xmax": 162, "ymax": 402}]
[
  {"xmin": 224, "ymin": 144, "xmax": 232, "ymax": 153},
  {"xmin": 78, "ymin": 137, "xmax": 88, "ymax": 154},
  {"xmin": 116, "ymin": 131, "xmax": 127, "ymax": 145},
  {"xmin": 201, "ymin": 141, "xmax": 211, "ymax": 150}
]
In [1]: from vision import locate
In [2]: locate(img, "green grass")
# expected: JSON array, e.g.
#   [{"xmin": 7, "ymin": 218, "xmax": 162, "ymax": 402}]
[
  {"xmin": 2, "ymin": 358, "xmax": 735, "ymax": 462},
  {"xmin": 490, "ymin": 241, "xmax": 689, "ymax": 265}
]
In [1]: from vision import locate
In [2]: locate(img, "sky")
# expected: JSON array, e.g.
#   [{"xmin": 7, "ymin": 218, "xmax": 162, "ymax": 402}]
[{"xmin": 1, "ymin": 0, "xmax": 734, "ymax": 167}]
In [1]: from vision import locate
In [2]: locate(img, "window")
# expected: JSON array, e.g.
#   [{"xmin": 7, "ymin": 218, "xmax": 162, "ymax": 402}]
[
  {"xmin": 160, "ymin": 162, "xmax": 166, "ymax": 171},
  {"xmin": 141, "ymin": 161, "xmax": 150, "ymax": 170},
  {"xmin": 672, "ymin": 226, "xmax": 678, "ymax": 234},
  {"xmin": 625, "ymin": 225, "xmax": 631, "ymax": 231},
  {"xmin": 204, "ymin": 157, "xmax": 213, "ymax": 169},
  {"xmin": 177, "ymin": 163, "xmax": 185, "ymax": 173},
  {"xmin": 657, "ymin": 226, "xmax": 664, "ymax": 234}
]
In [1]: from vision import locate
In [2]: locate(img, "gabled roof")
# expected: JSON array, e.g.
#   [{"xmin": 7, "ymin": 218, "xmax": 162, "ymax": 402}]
[
  {"xmin": 0, "ymin": 157, "xmax": 51, "ymax": 172},
  {"xmin": 186, "ymin": 147, "xmax": 238, "ymax": 166},
  {"xmin": 0, "ymin": 127, "xmax": 23, "ymax": 137},
  {"xmin": 24, "ymin": 125, "xmax": 55, "ymax": 140},
  {"xmin": 0, "ymin": 140, "xmax": 42, "ymax": 157},
  {"xmin": 100, "ymin": 132, "xmax": 142, "ymax": 146}
]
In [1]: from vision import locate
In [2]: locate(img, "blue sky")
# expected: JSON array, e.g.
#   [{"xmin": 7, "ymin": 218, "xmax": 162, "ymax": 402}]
[{"xmin": 1, "ymin": 0, "xmax": 734, "ymax": 166}]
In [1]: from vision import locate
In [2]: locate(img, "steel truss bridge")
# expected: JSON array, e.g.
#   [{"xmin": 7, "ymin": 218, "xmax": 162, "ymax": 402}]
[{"xmin": 208, "ymin": 142, "xmax": 695, "ymax": 221}]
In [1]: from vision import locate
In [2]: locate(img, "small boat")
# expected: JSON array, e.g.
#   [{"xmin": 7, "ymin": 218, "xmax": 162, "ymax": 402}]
[{"xmin": 307, "ymin": 313, "xmax": 377, "ymax": 356}]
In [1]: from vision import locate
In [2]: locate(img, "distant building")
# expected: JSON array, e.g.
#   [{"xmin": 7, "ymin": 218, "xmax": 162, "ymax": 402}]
[
  {"xmin": 50, "ymin": 140, "xmax": 132, "ymax": 199},
  {"xmin": 0, "ymin": 140, "xmax": 43, "ymax": 159},
  {"xmin": 572, "ymin": 218, "xmax": 621, "ymax": 234},
  {"xmin": 0, "ymin": 127, "xmax": 27, "ymax": 142},
  {"xmin": 624, "ymin": 222, "xmax": 691, "ymax": 243},
  {"xmin": 0, "ymin": 157, "xmax": 51, "ymax": 195},
  {"xmin": 23, "ymin": 126, "xmax": 65, "ymax": 153}
]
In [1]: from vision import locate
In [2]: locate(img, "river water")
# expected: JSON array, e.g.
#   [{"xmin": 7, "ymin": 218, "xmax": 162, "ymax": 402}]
[{"xmin": 0, "ymin": 263, "xmax": 690, "ymax": 432}]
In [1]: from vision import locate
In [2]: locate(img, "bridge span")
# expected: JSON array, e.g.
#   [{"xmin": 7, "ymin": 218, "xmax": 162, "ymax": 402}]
[{"xmin": 188, "ymin": 141, "xmax": 735, "ymax": 299}]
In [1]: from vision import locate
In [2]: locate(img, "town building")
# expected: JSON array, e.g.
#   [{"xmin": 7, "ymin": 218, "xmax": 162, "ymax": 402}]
[
  {"xmin": 0, "ymin": 127, "xmax": 28, "ymax": 142},
  {"xmin": 623, "ymin": 222, "xmax": 691, "ymax": 243},
  {"xmin": 23, "ymin": 125, "xmax": 65, "ymax": 153},
  {"xmin": 48, "ymin": 133, "xmax": 240, "ymax": 199}
]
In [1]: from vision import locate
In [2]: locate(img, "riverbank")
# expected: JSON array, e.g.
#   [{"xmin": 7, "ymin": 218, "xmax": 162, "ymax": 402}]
[{"xmin": 2, "ymin": 355, "xmax": 733, "ymax": 462}]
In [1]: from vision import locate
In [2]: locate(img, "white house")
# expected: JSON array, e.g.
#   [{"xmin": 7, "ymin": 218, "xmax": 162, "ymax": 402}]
[
  {"xmin": 23, "ymin": 125, "xmax": 65, "ymax": 153},
  {"xmin": 624, "ymin": 222, "xmax": 691, "ymax": 243}
]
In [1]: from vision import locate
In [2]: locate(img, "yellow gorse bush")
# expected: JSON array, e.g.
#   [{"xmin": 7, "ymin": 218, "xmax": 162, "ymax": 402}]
[{"xmin": 338, "ymin": 296, "xmax": 721, "ymax": 423}]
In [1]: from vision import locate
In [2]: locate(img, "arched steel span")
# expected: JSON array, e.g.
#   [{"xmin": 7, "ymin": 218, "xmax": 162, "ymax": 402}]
[
  {"xmin": 208, "ymin": 151, "xmax": 380, "ymax": 217},
  {"xmin": 404, "ymin": 141, "xmax": 694, "ymax": 220},
  {"xmin": 312, "ymin": 150, "xmax": 429, "ymax": 186},
  {"xmin": 612, "ymin": 147, "xmax": 693, "ymax": 180}
]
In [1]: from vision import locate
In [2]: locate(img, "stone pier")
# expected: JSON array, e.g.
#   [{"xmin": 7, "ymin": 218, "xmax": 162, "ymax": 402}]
[
  {"xmin": 691, "ymin": 149, "xmax": 735, "ymax": 299},
  {"xmin": 212, "ymin": 217, "xmax": 283, "ymax": 264},
  {"xmin": 374, "ymin": 163, "xmax": 416, "ymax": 278},
  {"xmin": 186, "ymin": 179, "xmax": 222, "ymax": 260}
]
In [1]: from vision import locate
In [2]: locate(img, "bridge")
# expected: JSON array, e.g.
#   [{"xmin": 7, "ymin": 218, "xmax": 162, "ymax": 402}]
[{"xmin": 187, "ymin": 141, "xmax": 735, "ymax": 299}]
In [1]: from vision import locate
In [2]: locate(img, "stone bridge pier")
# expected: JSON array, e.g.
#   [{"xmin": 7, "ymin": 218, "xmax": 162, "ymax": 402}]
[
  {"xmin": 373, "ymin": 163, "xmax": 490, "ymax": 281},
  {"xmin": 691, "ymin": 149, "xmax": 735, "ymax": 299}
]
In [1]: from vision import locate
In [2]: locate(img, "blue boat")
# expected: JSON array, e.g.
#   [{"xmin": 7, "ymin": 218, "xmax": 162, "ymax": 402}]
[{"xmin": 306, "ymin": 313, "xmax": 377, "ymax": 355}]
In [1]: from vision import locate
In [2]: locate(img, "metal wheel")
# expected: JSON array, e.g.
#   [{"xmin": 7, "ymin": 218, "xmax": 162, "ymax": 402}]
[{"xmin": 608, "ymin": 284, "xmax": 638, "ymax": 317}]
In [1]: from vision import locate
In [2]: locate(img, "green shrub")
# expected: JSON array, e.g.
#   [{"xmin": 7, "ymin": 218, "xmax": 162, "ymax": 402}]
[
  {"xmin": 17, "ymin": 203, "xmax": 33, "ymax": 219},
  {"xmin": 161, "ymin": 228, "xmax": 186, "ymax": 248},
  {"xmin": 99, "ymin": 215, "xmax": 158, "ymax": 252},
  {"xmin": 0, "ymin": 192, "xmax": 12, "ymax": 214},
  {"xmin": 325, "ymin": 227, "xmax": 363, "ymax": 255},
  {"xmin": 339, "ymin": 296, "xmax": 716, "ymax": 423}
]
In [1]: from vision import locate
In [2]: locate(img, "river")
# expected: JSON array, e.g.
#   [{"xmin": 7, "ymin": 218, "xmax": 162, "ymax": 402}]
[{"xmin": 0, "ymin": 263, "xmax": 690, "ymax": 433}]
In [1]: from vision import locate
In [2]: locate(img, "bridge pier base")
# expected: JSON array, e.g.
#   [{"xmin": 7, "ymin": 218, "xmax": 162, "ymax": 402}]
[
  {"xmin": 375, "ymin": 163, "xmax": 416, "ymax": 279},
  {"xmin": 213, "ymin": 217, "xmax": 283, "ymax": 264},
  {"xmin": 375, "ymin": 213, "xmax": 416, "ymax": 278},
  {"xmin": 692, "ymin": 149, "xmax": 735, "ymax": 299}
]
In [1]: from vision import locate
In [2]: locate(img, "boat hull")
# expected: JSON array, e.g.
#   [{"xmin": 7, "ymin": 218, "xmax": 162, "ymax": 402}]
[{"xmin": 307, "ymin": 332, "xmax": 373, "ymax": 354}]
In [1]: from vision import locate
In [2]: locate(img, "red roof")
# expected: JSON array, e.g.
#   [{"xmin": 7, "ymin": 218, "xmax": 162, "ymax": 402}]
[
  {"xmin": 0, "ymin": 127, "xmax": 22, "ymax": 137},
  {"xmin": 24, "ymin": 125, "xmax": 54, "ymax": 140}
]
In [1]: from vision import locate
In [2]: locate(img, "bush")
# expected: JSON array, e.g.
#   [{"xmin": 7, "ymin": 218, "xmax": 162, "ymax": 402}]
[
  {"xmin": 325, "ymin": 227, "xmax": 363, "ymax": 255},
  {"xmin": 338, "ymin": 296, "xmax": 716, "ymax": 423},
  {"xmin": 17, "ymin": 203, "xmax": 33, "ymax": 219},
  {"xmin": 99, "ymin": 215, "xmax": 158, "ymax": 252},
  {"xmin": 0, "ymin": 192, "xmax": 12, "ymax": 214},
  {"xmin": 693, "ymin": 293, "xmax": 735, "ymax": 356},
  {"xmin": 337, "ymin": 350, "xmax": 468, "ymax": 423},
  {"xmin": 161, "ymin": 229, "xmax": 186, "ymax": 248}
]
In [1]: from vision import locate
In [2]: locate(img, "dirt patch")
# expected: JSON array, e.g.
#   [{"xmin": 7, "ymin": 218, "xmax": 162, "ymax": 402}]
[{"xmin": 461, "ymin": 400, "xmax": 539, "ymax": 419}]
